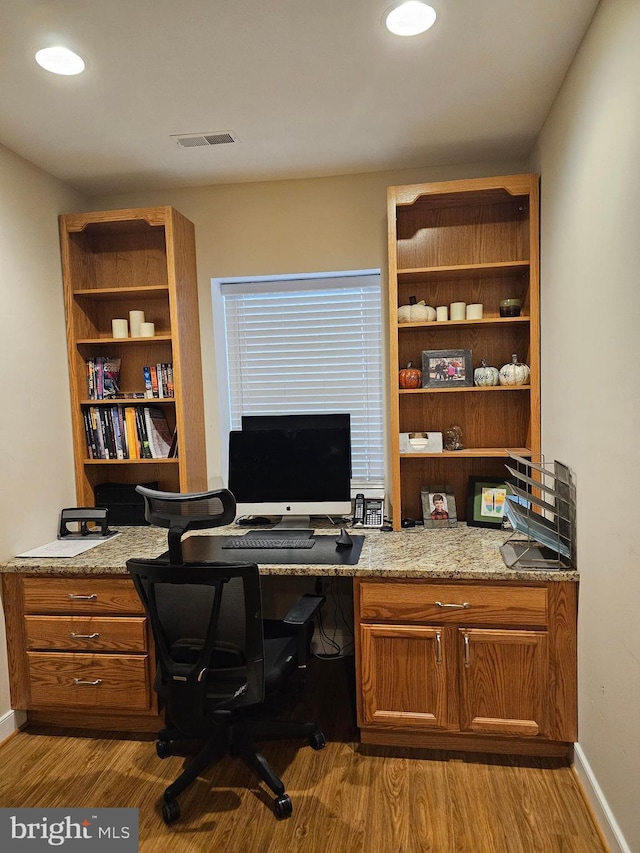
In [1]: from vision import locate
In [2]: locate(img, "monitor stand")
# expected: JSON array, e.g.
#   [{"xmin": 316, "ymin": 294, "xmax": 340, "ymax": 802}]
[{"xmin": 272, "ymin": 515, "xmax": 312, "ymax": 531}]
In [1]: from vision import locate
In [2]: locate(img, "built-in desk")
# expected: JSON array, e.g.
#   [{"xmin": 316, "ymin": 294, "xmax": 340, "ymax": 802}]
[{"xmin": 1, "ymin": 525, "xmax": 577, "ymax": 754}]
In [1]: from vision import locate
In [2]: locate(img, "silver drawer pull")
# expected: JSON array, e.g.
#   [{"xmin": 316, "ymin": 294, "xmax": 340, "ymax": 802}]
[
  {"xmin": 435, "ymin": 601, "xmax": 470, "ymax": 609},
  {"xmin": 68, "ymin": 594, "xmax": 98, "ymax": 601},
  {"xmin": 73, "ymin": 678, "xmax": 102, "ymax": 686},
  {"xmin": 70, "ymin": 632, "xmax": 100, "ymax": 640}
]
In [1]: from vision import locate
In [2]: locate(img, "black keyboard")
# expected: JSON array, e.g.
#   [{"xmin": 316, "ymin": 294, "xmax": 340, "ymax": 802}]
[{"xmin": 222, "ymin": 537, "xmax": 316, "ymax": 550}]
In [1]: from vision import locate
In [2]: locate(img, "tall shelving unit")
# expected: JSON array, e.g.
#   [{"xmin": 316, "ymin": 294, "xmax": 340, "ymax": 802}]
[
  {"xmin": 59, "ymin": 206, "xmax": 207, "ymax": 506},
  {"xmin": 387, "ymin": 174, "xmax": 540, "ymax": 530}
]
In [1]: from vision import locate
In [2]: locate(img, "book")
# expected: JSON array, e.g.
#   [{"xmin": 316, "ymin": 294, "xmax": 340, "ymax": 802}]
[
  {"xmin": 146, "ymin": 407, "xmax": 173, "ymax": 458},
  {"xmin": 102, "ymin": 357, "xmax": 121, "ymax": 399},
  {"xmin": 143, "ymin": 366, "xmax": 153, "ymax": 399},
  {"xmin": 124, "ymin": 407, "xmax": 139, "ymax": 459},
  {"xmin": 149, "ymin": 365, "xmax": 159, "ymax": 398},
  {"xmin": 135, "ymin": 407, "xmax": 153, "ymax": 458}
]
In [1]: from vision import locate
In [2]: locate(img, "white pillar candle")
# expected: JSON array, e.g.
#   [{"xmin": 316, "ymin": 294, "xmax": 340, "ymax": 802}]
[
  {"xmin": 129, "ymin": 310, "xmax": 145, "ymax": 337},
  {"xmin": 466, "ymin": 303, "xmax": 483, "ymax": 320},
  {"xmin": 140, "ymin": 321, "xmax": 155, "ymax": 337},
  {"xmin": 436, "ymin": 306, "xmax": 448, "ymax": 322},
  {"xmin": 450, "ymin": 302, "xmax": 466, "ymax": 321},
  {"xmin": 111, "ymin": 318, "xmax": 128, "ymax": 338}
]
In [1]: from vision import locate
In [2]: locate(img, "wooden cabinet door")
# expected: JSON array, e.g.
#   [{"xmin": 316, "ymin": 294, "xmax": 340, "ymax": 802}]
[
  {"xmin": 359, "ymin": 624, "xmax": 448, "ymax": 729},
  {"xmin": 458, "ymin": 628, "xmax": 548, "ymax": 738}
]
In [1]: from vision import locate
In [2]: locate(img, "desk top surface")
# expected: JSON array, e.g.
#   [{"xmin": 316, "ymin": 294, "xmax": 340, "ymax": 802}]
[{"xmin": 0, "ymin": 524, "xmax": 578, "ymax": 582}]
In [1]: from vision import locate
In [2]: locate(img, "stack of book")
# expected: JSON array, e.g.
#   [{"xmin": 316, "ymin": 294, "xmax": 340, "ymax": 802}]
[
  {"xmin": 143, "ymin": 363, "xmax": 174, "ymax": 398},
  {"xmin": 86, "ymin": 357, "xmax": 121, "ymax": 399},
  {"xmin": 83, "ymin": 405, "xmax": 177, "ymax": 460}
]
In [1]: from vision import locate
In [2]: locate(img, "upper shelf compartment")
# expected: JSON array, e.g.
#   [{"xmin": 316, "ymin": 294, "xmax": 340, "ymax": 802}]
[
  {"xmin": 63, "ymin": 209, "xmax": 170, "ymax": 292},
  {"xmin": 394, "ymin": 187, "xmax": 530, "ymax": 271}
]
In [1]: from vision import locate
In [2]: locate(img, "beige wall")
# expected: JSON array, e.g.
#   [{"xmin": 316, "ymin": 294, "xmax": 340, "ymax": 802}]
[
  {"xmin": 0, "ymin": 143, "xmax": 85, "ymax": 730},
  {"xmin": 94, "ymin": 159, "xmax": 526, "ymax": 486},
  {"xmin": 533, "ymin": 1, "xmax": 640, "ymax": 850}
]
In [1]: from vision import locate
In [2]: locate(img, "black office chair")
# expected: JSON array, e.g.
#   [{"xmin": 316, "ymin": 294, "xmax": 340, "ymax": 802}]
[{"xmin": 127, "ymin": 486, "xmax": 326, "ymax": 824}]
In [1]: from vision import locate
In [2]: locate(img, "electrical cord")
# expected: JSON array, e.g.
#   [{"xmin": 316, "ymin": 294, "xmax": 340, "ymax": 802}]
[{"xmin": 313, "ymin": 577, "xmax": 354, "ymax": 659}]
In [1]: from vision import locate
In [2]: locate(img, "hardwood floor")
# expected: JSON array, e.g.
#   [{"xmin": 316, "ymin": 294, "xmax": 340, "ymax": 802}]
[{"xmin": 0, "ymin": 658, "xmax": 606, "ymax": 853}]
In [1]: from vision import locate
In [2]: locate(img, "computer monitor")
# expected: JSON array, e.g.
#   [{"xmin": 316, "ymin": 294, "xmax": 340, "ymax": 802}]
[
  {"xmin": 228, "ymin": 419, "xmax": 352, "ymax": 528},
  {"xmin": 241, "ymin": 413, "xmax": 350, "ymax": 432}
]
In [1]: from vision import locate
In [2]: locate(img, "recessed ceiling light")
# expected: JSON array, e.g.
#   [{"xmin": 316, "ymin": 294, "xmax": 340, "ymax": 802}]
[
  {"xmin": 35, "ymin": 46, "xmax": 85, "ymax": 76},
  {"xmin": 385, "ymin": 1, "xmax": 437, "ymax": 37}
]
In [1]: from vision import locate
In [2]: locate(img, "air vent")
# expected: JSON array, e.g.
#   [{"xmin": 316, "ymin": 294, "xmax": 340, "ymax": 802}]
[{"xmin": 171, "ymin": 131, "xmax": 238, "ymax": 148}]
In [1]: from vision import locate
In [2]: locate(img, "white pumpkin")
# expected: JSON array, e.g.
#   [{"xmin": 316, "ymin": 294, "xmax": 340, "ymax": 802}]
[
  {"xmin": 398, "ymin": 299, "xmax": 436, "ymax": 323},
  {"xmin": 474, "ymin": 359, "xmax": 500, "ymax": 387},
  {"xmin": 499, "ymin": 354, "xmax": 530, "ymax": 386}
]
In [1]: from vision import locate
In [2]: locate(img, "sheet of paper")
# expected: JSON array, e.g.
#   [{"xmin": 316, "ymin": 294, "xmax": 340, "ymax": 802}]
[{"xmin": 16, "ymin": 533, "xmax": 120, "ymax": 558}]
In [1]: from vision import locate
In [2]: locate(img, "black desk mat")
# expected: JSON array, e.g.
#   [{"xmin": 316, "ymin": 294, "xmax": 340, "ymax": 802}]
[{"xmin": 180, "ymin": 533, "xmax": 364, "ymax": 565}]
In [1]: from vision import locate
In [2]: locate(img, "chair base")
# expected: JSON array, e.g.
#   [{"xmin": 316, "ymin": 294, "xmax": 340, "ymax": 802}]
[{"xmin": 156, "ymin": 715, "xmax": 326, "ymax": 823}]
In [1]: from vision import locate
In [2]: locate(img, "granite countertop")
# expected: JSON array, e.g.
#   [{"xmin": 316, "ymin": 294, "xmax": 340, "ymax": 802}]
[{"xmin": 0, "ymin": 524, "xmax": 578, "ymax": 582}]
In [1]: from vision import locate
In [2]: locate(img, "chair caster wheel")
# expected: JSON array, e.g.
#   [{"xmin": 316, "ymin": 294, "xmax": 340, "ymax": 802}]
[
  {"xmin": 274, "ymin": 793, "xmax": 293, "ymax": 820},
  {"xmin": 156, "ymin": 740, "xmax": 172, "ymax": 758},
  {"xmin": 308, "ymin": 729, "xmax": 326, "ymax": 750},
  {"xmin": 162, "ymin": 799, "xmax": 180, "ymax": 824}
]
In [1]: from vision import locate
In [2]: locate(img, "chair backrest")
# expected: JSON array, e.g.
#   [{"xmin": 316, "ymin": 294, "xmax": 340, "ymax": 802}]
[
  {"xmin": 135, "ymin": 485, "xmax": 236, "ymax": 563},
  {"xmin": 127, "ymin": 558, "xmax": 265, "ymax": 735}
]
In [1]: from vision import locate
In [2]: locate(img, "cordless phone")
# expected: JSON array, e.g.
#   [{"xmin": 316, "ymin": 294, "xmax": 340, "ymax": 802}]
[{"xmin": 353, "ymin": 493, "xmax": 384, "ymax": 528}]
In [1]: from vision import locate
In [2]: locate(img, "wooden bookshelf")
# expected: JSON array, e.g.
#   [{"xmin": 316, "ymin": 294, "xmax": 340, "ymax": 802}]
[
  {"xmin": 59, "ymin": 206, "xmax": 207, "ymax": 506},
  {"xmin": 387, "ymin": 174, "xmax": 540, "ymax": 529}
]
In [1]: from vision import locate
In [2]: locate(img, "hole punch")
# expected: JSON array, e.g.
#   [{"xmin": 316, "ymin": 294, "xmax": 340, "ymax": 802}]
[{"xmin": 58, "ymin": 507, "xmax": 117, "ymax": 539}]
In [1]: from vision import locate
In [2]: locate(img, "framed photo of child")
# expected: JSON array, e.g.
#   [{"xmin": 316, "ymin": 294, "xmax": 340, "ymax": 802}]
[{"xmin": 421, "ymin": 485, "xmax": 458, "ymax": 529}]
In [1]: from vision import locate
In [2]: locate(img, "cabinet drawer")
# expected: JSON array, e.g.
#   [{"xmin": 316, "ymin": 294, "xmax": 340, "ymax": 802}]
[
  {"xmin": 27, "ymin": 652, "xmax": 151, "ymax": 710},
  {"xmin": 23, "ymin": 578, "xmax": 144, "ymax": 615},
  {"xmin": 359, "ymin": 581, "xmax": 547, "ymax": 627},
  {"xmin": 25, "ymin": 616, "xmax": 147, "ymax": 652}
]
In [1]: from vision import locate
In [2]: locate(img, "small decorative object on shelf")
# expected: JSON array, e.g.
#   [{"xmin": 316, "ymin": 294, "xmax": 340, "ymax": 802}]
[
  {"xmin": 111, "ymin": 318, "xmax": 128, "ymax": 338},
  {"xmin": 140, "ymin": 321, "xmax": 155, "ymax": 337},
  {"xmin": 399, "ymin": 432, "xmax": 443, "ymax": 453},
  {"xmin": 465, "ymin": 303, "xmax": 483, "ymax": 320},
  {"xmin": 443, "ymin": 423, "xmax": 463, "ymax": 451},
  {"xmin": 398, "ymin": 361, "xmax": 422, "ymax": 389},
  {"xmin": 449, "ymin": 301, "xmax": 466, "ymax": 321},
  {"xmin": 422, "ymin": 349, "xmax": 473, "ymax": 387},
  {"xmin": 421, "ymin": 485, "xmax": 458, "ymax": 529},
  {"xmin": 436, "ymin": 306, "xmax": 448, "ymax": 321},
  {"xmin": 474, "ymin": 358, "xmax": 500, "ymax": 387},
  {"xmin": 499, "ymin": 298, "xmax": 522, "ymax": 317},
  {"xmin": 499, "ymin": 354, "xmax": 530, "ymax": 386},
  {"xmin": 129, "ymin": 310, "xmax": 145, "ymax": 337},
  {"xmin": 398, "ymin": 296, "xmax": 436, "ymax": 323}
]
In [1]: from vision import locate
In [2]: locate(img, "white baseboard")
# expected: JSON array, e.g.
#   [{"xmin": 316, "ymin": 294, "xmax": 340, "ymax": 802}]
[
  {"xmin": 573, "ymin": 742, "xmax": 631, "ymax": 853},
  {"xmin": 0, "ymin": 708, "xmax": 26, "ymax": 744}
]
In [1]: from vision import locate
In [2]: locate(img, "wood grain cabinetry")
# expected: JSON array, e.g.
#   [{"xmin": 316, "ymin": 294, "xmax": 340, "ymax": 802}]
[
  {"xmin": 387, "ymin": 174, "xmax": 540, "ymax": 529},
  {"xmin": 59, "ymin": 206, "xmax": 207, "ymax": 506},
  {"xmin": 2, "ymin": 573, "xmax": 160, "ymax": 731},
  {"xmin": 355, "ymin": 578, "xmax": 577, "ymax": 756}
]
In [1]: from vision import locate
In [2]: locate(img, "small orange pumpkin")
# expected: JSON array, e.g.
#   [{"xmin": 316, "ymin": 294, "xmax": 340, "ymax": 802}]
[{"xmin": 399, "ymin": 361, "xmax": 422, "ymax": 389}]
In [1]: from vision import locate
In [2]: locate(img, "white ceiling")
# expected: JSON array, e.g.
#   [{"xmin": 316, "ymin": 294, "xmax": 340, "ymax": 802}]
[{"xmin": 0, "ymin": 0, "xmax": 599, "ymax": 197}]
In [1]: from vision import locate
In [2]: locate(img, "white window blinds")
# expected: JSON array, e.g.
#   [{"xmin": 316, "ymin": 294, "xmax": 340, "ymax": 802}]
[{"xmin": 219, "ymin": 272, "xmax": 384, "ymax": 487}]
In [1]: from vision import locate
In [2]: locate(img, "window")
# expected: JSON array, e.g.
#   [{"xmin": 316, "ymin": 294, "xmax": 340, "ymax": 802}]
[{"xmin": 213, "ymin": 271, "xmax": 384, "ymax": 491}]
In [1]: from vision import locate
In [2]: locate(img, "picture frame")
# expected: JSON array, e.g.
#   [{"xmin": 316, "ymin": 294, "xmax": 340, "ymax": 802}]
[
  {"xmin": 421, "ymin": 349, "xmax": 473, "ymax": 387},
  {"xmin": 421, "ymin": 485, "xmax": 458, "ymax": 529},
  {"xmin": 466, "ymin": 476, "xmax": 512, "ymax": 528}
]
